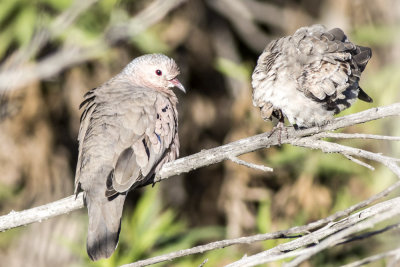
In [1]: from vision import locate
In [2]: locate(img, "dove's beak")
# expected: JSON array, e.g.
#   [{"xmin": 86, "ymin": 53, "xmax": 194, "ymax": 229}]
[{"xmin": 169, "ymin": 78, "xmax": 186, "ymax": 93}]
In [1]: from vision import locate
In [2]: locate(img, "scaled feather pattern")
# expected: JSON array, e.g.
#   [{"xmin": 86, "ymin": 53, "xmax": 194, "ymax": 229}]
[{"xmin": 252, "ymin": 24, "xmax": 372, "ymax": 128}]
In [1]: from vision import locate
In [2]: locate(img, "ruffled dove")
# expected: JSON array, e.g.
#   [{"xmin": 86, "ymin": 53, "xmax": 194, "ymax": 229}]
[
  {"xmin": 75, "ymin": 54, "xmax": 185, "ymax": 261},
  {"xmin": 252, "ymin": 24, "xmax": 372, "ymax": 128}
]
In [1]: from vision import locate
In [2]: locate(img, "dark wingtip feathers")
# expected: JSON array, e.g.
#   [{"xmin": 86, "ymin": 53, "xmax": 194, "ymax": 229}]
[
  {"xmin": 354, "ymin": 46, "xmax": 372, "ymax": 71},
  {"xmin": 80, "ymin": 88, "xmax": 97, "ymax": 109},
  {"xmin": 358, "ymin": 87, "xmax": 373, "ymax": 103},
  {"xmin": 328, "ymin": 28, "xmax": 346, "ymax": 41}
]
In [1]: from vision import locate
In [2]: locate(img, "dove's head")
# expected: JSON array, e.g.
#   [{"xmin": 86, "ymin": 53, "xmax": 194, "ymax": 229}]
[{"xmin": 123, "ymin": 54, "xmax": 185, "ymax": 93}]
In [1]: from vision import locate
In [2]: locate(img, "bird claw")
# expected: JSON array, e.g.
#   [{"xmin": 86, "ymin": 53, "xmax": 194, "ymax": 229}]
[{"xmin": 268, "ymin": 120, "xmax": 288, "ymax": 145}]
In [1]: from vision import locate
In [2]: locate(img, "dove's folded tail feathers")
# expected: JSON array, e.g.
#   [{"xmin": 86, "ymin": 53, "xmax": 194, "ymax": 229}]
[{"xmin": 85, "ymin": 192, "xmax": 126, "ymax": 261}]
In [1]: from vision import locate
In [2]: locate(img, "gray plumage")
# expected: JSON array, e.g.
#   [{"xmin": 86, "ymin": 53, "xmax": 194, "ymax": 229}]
[
  {"xmin": 252, "ymin": 24, "xmax": 372, "ymax": 128},
  {"xmin": 75, "ymin": 54, "xmax": 185, "ymax": 261}
]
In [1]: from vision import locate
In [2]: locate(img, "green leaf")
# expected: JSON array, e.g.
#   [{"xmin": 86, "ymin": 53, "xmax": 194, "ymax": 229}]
[
  {"xmin": 214, "ymin": 57, "xmax": 252, "ymax": 82},
  {"xmin": 351, "ymin": 24, "xmax": 399, "ymax": 46},
  {"xmin": 0, "ymin": 0, "xmax": 19, "ymax": 26},
  {"xmin": 99, "ymin": 0, "xmax": 119, "ymax": 12},
  {"xmin": 257, "ymin": 200, "xmax": 271, "ymax": 234},
  {"xmin": 0, "ymin": 26, "xmax": 14, "ymax": 58},
  {"xmin": 133, "ymin": 29, "xmax": 171, "ymax": 54},
  {"xmin": 42, "ymin": 0, "xmax": 73, "ymax": 11},
  {"xmin": 14, "ymin": 5, "xmax": 36, "ymax": 46}
]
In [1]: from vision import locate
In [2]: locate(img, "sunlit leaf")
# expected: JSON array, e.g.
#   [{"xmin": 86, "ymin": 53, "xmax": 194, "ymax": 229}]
[
  {"xmin": 14, "ymin": 6, "xmax": 36, "ymax": 46},
  {"xmin": 214, "ymin": 57, "xmax": 252, "ymax": 82},
  {"xmin": 352, "ymin": 24, "xmax": 399, "ymax": 45}
]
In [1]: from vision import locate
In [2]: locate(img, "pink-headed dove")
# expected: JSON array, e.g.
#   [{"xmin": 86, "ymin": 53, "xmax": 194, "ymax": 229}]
[{"xmin": 75, "ymin": 54, "xmax": 185, "ymax": 261}]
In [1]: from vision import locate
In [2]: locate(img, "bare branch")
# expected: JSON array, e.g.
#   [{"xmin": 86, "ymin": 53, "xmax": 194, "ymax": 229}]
[
  {"xmin": 0, "ymin": 104, "xmax": 399, "ymax": 231},
  {"xmin": 198, "ymin": 259, "xmax": 209, "ymax": 267},
  {"xmin": 342, "ymin": 154, "xmax": 375, "ymax": 170},
  {"xmin": 0, "ymin": 1, "xmax": 398, "ymax": 266},
  {"xmin": 314, "ymin": 132, "xmax": 400, "ymax": 141},
  {"xmin": 121, "ymin": 225, "xmax": 300, "ymax": 267},
  {"xmin": 157, "ymin": 103, "xmax": 400, "ymax": 181},
  {"xmin": 340, "ymin": 247, "xmax": 400, "ymax": 267},
  {"xmin": 2, "ymin": 179, "xmax": 399, "ymax": 266},
  {"xmin": 228, "ymin": 156, "xmax": 273, "ymax": 172},
  {"xmin": 0, "ymin": 194, "xmax": 84, "ymax": 232},
  {"xmin": 289, "ymin": 138, "xmax": 400, "ymax": 177},
  {"xmin": 0, "ymin": 104, "xmax": 399, "ymax": 266},
  {"xmin": 285, "ymin": 202, "xmax": 400, "ymax": 267},
  {"xmin": 338, "ymin": 222, "xmax": 400, "ymax": 245},
  {"xmin": 224, "ymin": 197, "xmax": 400, "ymax": 267},
  {"xmin": 107, "ymin": 180, "xmax": 400, "ymax": 267}
]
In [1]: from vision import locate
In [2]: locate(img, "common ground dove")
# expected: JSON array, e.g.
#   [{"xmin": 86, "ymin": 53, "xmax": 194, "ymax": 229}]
[
  {"xmin": 252, "ymin": 24, "xmax": 372, "ymax": 128},
  {"xmin": 75, "ymin": 54, "xmax": 185, "ymax": 261}
]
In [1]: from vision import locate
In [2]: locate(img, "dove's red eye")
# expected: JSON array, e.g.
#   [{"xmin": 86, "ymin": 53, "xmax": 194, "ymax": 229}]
[{"xmin": 155, "ymin": 70, "xmax": 162, "ymax": 76}]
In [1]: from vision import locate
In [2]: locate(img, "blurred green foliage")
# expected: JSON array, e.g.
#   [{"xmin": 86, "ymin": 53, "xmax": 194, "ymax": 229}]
[
  {"xmin": 0, "ymin": 0, "xmax": 37, "ymax": 56},
  {"xmin": 215, "ymin": 57, "xmax": 252, "ymax": 83},
  {"xmin": 352, "ymin": 24, "xmax": 400, "ymax": 46},
  {"xmin": 0, "ymin": 0, "xmax": 123, "ymax": 57}
]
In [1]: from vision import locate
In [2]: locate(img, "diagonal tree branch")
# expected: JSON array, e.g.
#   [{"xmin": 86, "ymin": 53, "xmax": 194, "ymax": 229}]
[
  {"xmin": 228, "ymin": 156, "xmax": 273, "ymax": 172},
  {"xmin": 1, "ymin": 103, "xmax": 399, "ymax": 231},
  {"xmin": 156, "ymin": 103, "xmax": 400, "ymax": 180},
  {"xmin": 0, "ymin": 103, "xmax": 399, "ymax": 266},
  {"xmin": 340, "ymin": 247, "xmax": 400, "ymax": 267},
  {"xmin": 284, "ymin": 204, "xmax": 400, "ymax": 267},
  {"xmin": 0, "ymin": 194, "xmax": 84, "ymax": 232},
  {"xmin": 225, "ymin": 197, "xmax": 400, "ymax": 267},
  {"xmin": 120, "ymin": 180, "xmax": 400, "ymax": 267}
]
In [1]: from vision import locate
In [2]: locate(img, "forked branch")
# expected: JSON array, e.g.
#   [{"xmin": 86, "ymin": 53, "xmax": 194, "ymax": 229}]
[{"xmin": 0, "ymin": 103, "xmax": 399, "ymax": 267}]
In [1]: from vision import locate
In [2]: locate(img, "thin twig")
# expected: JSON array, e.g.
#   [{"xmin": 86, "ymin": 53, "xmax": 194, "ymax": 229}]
[
  {"xmin": 314, "ymin": 132, "xmax": 400, "ymax": 141},
  {"xmin": 228, "ymin": 156, "xmax": 273, "ymax": 172},
  {"xmin": 340, "ymin": 247, "xmax": 400, "ymax": 267},
  {"xmin": 198, "ymin": 259, "xmax": 209, "ymax": 267},
  {"xmin": 338, "ymin": 222, "xmax": 400, "ymax": 245},
  {"xmin": 343, "ymin": 154, "xmax": 375, "ymax": 170},
  {"xmin": 289, "ymin": 138, "xmax": 400, "ymax": 177},
  {"xmin": 285, "ymin": 205, "xmax": 400, "ymax": 267},
  {"xmin": 157, "ymin": 103, "xmax": 400, "ymax": 181},
  {"xmin": 121, "ymin": 229, "xmax": 299, "ymax": 267},
  {"xmin": 224, "ymin": 197, "xmax": 400, "ymax": 267}
]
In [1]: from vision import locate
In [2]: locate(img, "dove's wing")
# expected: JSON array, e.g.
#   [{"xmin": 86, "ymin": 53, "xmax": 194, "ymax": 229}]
[
  {"xmin": 76, "ymin": 81, "xmax": 179, "ymax": 198},
  {"xmin": 105, "ymin": 87, "xmax": 179, "ymax": 197},
  {"xmin": 252, "ymin": 25, "xmax": 372, "ymax": 127},
  {"xmin": 292, "ymin": 25, "xmax": 372, "ymax": 112}
]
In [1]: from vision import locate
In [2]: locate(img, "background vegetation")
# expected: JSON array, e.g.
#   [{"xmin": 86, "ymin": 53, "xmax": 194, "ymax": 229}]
[{"xmin": 0, "ymin": 0, "xmax": 399, "ymax": 266}]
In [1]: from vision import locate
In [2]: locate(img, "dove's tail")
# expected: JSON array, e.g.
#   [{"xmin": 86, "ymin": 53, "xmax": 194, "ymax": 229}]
[{"xmin": 85, "ymin": 192, "xmax": 127, "ymax": 261}]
